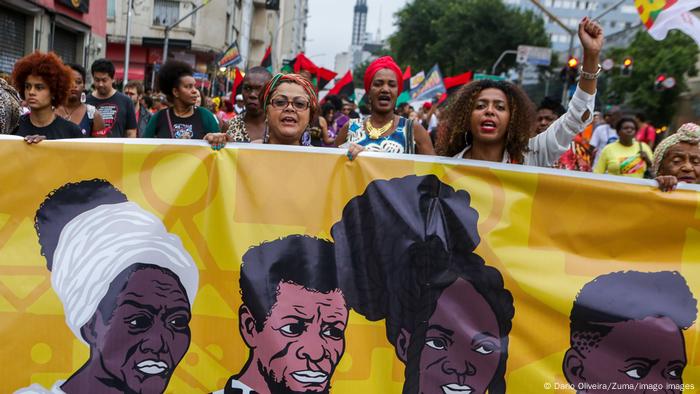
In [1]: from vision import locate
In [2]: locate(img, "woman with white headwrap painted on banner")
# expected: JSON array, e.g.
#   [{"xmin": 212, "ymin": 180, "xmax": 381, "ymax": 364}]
[{"xmin": 15, "ymin": 179, "xmax": 199, "ymax": 394}]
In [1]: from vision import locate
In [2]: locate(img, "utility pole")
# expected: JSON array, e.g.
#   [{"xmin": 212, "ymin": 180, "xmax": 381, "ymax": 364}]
[
  {"xmin": 528, "ymin": 0, "xmax": 576, "ymax": 105},
  {"xmin": 163, "ymin": 1, "xmax": 214, "ymax": 64},
  {"xmin": 123, "ymin": 0, "xmax": 134, "ymax": 86}
]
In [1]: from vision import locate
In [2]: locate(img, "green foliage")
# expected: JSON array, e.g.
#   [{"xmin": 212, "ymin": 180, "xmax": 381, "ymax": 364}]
[
  {"xmin": 353, "ymin": 60, "xmax": 371, "ymax": 87},
  {"xmin": 605, "ymin": 30, "xmax": 698, "ymax": 126},
  {"xmin": 389, "ymin": 0, "xmax": 550, "ymax": 75}
]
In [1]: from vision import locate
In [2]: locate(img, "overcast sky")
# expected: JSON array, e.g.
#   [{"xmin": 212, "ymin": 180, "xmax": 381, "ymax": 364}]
[{"xmin": 305, "ymin": 0, "xmax": 409, "ymax": 70}]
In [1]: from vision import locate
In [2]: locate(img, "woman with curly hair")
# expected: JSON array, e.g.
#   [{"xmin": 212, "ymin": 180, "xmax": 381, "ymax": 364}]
[
  {"xmin": 257, "ymin": 73, "xmax": 317, "ymax": 145},
  {"xmin": 654, "ymin": 123, "xmax": 700, "ymax": 191},
  {"xmin": 335, "ymin": 56, "xmax": 434, "ymax": 158},
  {"xmin": 437, "ymin": 18, "xmax": 603, "ymax": 166},
  {"xmin": 142, "ymin": 60, "xmax": 228, "ymax": 150},
  {"xmin": 12, "ymin": 52, "xmax": 82, "ymax": 143},
  {"xmin": 55, "ymin": 63, "xmax": 105, "ymax": 137}
]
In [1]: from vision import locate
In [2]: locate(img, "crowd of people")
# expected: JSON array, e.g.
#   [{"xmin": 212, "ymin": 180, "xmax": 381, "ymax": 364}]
[{"xmin": 0, "ymin": 17, "xmax": 698, "ymax": 193}]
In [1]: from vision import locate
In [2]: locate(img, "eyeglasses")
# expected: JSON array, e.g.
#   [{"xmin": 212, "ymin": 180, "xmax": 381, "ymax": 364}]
[{"xmin": 270, "ymin": 96, "xmax": 310, "ymax": 111}]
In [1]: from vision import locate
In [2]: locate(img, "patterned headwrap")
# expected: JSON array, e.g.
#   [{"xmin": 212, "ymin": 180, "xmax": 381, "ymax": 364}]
[
  {"xmin": 0, "ymin": 78, "xmax": 21, "ymax": 134},
  {"xmin": 364, "ymin": 56, "xmax": 403, "ymax": 94},
  {"xmin": 261, "ymin": 73, "xmax": 318, "ymax": 119},
  {"xmin": 653, "ymin": 123, "xmax": 700, "ymax": 176}
]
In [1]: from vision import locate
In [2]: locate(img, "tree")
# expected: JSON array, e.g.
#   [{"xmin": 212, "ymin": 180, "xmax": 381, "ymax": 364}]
[
  {"xmin": 389, "ymin": 0, "xmax": 550, "ymax": 76},
  {"xmin": 605, "ymin": 30, "xmax": 698, "ymax": 126}
]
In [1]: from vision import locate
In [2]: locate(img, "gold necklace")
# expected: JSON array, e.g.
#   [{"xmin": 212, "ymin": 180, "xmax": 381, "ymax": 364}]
[{"xmin": 366, "ymin": 116, "xmax": 394, "ymax": 139}]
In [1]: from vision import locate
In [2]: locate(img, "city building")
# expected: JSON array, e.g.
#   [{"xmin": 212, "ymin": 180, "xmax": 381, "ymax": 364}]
[
  {"xmin": 334, "ymin": 0, "xmax": 386, "ymax": 74},
  {"xmin": 105, "ymin": 0, "xmax": 307, "ymax": 91},
  {"xmin": 504, "ymin": 0, "xmax": 641, "ymax": 52},
  {"xmin": 0, "ymin": 0, "xmax": 106, "ymax": 74}
]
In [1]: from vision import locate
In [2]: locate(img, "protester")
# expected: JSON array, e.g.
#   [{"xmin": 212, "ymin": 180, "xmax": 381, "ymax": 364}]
[
  {"xmin": 54, "ymin": 64, "xmax": 105, "ymax": 137},
  {"xmin": 226, "ymin": 67, "xmax": 273, "ymax": 143},
  {"xmin": 319, "ymin": 101, "xmax": 335, "ymax": 146},
  {"xmin": 534, "ymin": 96, "xmax": 566, "ymax": 136},
  {"xmin": 335, "ymin": 56, "xmax": 434, "ymax": 157},
  {"xmin": 142, "ymin": 61, "xmax": 227, "ymax": 150},
  {"xmin": 234, "ymin": 94, "xmax": 245, "ymax": 114},
  {"xmin": 635, "ymin": 113, "xmax": 657, "ymax": 148},
  {"xmin": 593, "ymin": 116, "xmax": 653, "ymax": 178},
  {"xmin": 590, "ymin": 111, "xmax": 619, "ymax": 165},
  {"xmin": 437, "ymin": 18, "xmax": 602, "ymax": 167},
  {"xmin": 259, "ymin": 73, "xmax": 317, "ymax": 146},
  {"xmin": 653, "ymin": 123, "xmax": 700, "ymax": 191},
  {"xmin": 87, "ymin": 59, "xmax": 138, "ymax": 138},
  {"xmin": 323, "ymin": 94, "xmax": 348, "ymax": 147},
  {"xmin": 0, "ymin": 76, "xmax": 22, "ymax": 134},
  {"xmin": 12, "ymin": 52, "xmax": 82, "ymax": 143},
  {"xmin": 219, "ymin": 98, "xmax": 237, "ymax": 124},
  {"xmin": 123, "ymin": 80, "xmax": 151, "ymax": 137},
  {"xmin": 151, "ymin": 93, "xmax": 169, "ymax": 113}
]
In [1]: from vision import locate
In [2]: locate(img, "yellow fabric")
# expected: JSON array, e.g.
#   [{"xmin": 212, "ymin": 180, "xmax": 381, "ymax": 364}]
[
  {"xmin": 594, "ymin": 141, "xmax": 654, "ymax": 178},
  {"xmin": 0, "ymin": 139, "xmax": 698, "ymax": 393}
]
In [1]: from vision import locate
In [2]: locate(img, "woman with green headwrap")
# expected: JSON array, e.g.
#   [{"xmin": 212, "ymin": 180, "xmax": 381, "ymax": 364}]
[{"xmin": 654, "ymin": 123, "xmax": 700, "ymax": 192}]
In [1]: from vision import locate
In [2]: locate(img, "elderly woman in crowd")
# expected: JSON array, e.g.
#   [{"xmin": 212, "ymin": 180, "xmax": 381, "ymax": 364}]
[
  {"xmin": 17, "ymin": 179, "xmax": 199, "ymax": 394},
  {"xmin": 12, "ymin": 52, "xmax": 83, "ymax": 143},
  {"xmin": 437, "ymin": 18, "xmax": 602, "ymax": 167},
  {"xmin": 654, "ymin": 123, "xmax": 700, "ymax": 191},
  {"xmin": 258, "ymin": 73, "xmax": 318, "ymax": 145},
  {"xmin": 335, "ymin": 56, "xmax": 434, "ymax": 158}
]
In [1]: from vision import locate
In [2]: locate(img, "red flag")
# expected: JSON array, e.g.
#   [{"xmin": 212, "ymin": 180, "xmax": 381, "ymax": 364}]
[
  {"xmin": 260, "ymin": 46, "xmax": 272, "ymax": 69},
  {"xmin": 326, "ymin": 71, "xmax": 354, "ymax": 99},
  {"xmin": 293, "ymin": 53, "xmax": 319, "ymax": 74},
  {"xmin": 402, "ymin": 66, "xmax": 411, "ymax": 93},
  {"xmin": 230, "ymin": 68, "xmax": 244, "ymax": 101},
  {"xmin": 316, "ymin": 67, "xmax": 338, "ymax": 91},
  {"xmin": 438, "ymin": 71, "xmax": 473, "ymax": 105}
]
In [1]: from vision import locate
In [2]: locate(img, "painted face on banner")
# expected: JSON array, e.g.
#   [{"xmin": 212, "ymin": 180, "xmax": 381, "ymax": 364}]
[
  {"xmin": 90, "ymin": 266, "xmax": 192, "ymax": 394},
  {"xmin": 254, "ymin": 281, "xmax": 348, "ymax": 394},
  {"xmin": 572, "ymin": 316, "xmax": 686, "ymax": 393},
  {"xmin": 418, "ymin": 278, "xmax": 502, "ymax": 394}
]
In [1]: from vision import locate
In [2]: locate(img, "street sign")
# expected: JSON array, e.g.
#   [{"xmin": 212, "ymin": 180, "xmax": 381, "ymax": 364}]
[
  {"xmin": 602, "ymin": 58, "xmax": 615, "ymax": 71},
  {"xmin": 516, "ymin": 45, "xmax": 552, "ymax": 66},
  {"xmin": 474, "ymin": 73, "xmax": 507, "ymax": 81},
  {"xmin": 663, "ymin": 76, "xmax": 677, "ymax": 89}
]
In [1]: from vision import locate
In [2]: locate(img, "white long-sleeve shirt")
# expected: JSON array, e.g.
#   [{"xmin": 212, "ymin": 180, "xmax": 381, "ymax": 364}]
[{"xmin": 454, "ymin": 86, "xmax": 596, "ymax": 167}]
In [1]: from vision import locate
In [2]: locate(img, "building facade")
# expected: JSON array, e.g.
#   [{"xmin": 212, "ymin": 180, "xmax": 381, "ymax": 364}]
[
  {"xmin": 0, "ymin": 0, "xmax": 106, "ymax": 75},
  {"xmin": 504, "ymin": 0, "xmax": 641, "ymax": 52}
]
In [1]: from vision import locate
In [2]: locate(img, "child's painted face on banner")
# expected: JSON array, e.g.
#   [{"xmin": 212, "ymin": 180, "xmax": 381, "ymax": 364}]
[
  {"xmin": 89, "ymin": 267, "xmax": 192, "ymax": 394},
  {"xmin": 571, "ymin": 316, "xmax": 686, "ymax": 393},
  {"xmin": 417, "ymin": 278, "xmax": 502, "ymax": 394},
  {"xmin": 253, "ymin": 281, "xmax": 348, "ymax": 393}
]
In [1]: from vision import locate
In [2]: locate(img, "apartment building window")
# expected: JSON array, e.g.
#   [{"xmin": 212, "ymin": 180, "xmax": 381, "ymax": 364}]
[
  {"xmin": 153, "ymin": 0, "xmax": 180, "ymax": 26},
  {"xmin": 107, "ymin": 0, "xmax": 116, "ymax": 20}
]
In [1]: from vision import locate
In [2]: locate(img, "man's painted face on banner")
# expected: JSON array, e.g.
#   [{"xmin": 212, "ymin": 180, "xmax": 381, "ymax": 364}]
[
  {"xmin": 255, "ymin": 281, "xmax": 348, "ymax": 394},
  {"xmin": 418, "ymin": 278, "xmax": 502, "ymax": 394},
  {"xmin": 90, "ymin": 267, "xmax": 192, "ymax": 394},
  {"xmin": 573, "ymin": 316, "xmax": 686, "ymax": 393}
]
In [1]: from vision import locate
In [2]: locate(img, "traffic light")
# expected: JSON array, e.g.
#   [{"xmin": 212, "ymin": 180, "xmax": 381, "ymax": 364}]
[{"xmin": 621, "ymin": 56, "xmax": 633, "ymax": 77}]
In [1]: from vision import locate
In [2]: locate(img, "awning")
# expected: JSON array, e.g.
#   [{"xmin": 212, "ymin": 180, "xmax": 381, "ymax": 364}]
[{"xmin": 114, "ymin": 64, "xmax": 145, "ymax": 81}]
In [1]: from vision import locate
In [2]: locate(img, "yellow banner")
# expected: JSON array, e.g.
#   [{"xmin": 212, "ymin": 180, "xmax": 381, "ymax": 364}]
[{"xmin": 1, "ymin": 138, "xmax": 699, "ymax": 394}]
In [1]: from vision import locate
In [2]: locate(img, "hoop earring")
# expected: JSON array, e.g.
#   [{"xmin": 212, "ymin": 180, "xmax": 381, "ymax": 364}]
[
  {"xmin": 80, "ymin": 92, "xmax": 86, "ymax": 103},
  {"xmin": 263, "ymin": 119, "xmax": 270, "ymax": 144}
]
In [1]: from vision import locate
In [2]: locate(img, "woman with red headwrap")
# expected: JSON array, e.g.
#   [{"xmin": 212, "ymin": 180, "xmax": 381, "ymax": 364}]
[
  {"xmin": 259, "ymin": 73, "xmax": 318, "ymax": 145},
  {"xmin": 335, "ymin": 56, "xmax": 434, "ymax": 158}
]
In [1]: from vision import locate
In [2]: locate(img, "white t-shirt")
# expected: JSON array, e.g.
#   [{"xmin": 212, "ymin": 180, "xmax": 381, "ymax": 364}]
[{"xmin": 590, "ymin": 123, "xmax": 619, "ymax": 165}]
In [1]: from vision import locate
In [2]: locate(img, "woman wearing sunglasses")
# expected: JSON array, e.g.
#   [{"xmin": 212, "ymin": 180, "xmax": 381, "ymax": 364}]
[{"xmin": 259, "ymin": 73, "xmax": 318, "ymax": 145}]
